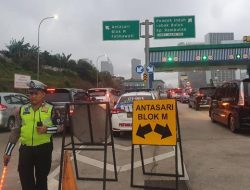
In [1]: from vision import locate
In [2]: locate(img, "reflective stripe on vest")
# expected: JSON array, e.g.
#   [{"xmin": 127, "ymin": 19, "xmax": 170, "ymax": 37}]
[{"xmin": 20, "ymin": 103, "xmax": 53, "ymax": 146}]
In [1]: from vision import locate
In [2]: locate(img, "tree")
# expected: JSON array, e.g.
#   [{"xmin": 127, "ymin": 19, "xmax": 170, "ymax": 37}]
[
  {"xmin": 60, "ymin": 53, "xmax": 72, "ymax": 69},
  {"xmin": 98, "ymin": 71, "xmax": 113, "ymax": 87},
  {"xmin": 6, "ymin": 37, "xmax": 30, "ymax": 59},
  {"xmin": 75, "ymin": 59, "xmax": 97, "ymax": 84}
]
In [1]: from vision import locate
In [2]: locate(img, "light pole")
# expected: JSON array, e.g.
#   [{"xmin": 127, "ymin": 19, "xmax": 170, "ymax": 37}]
[
  {"xmin": 37, "ymin": 15, "xmax": 57, "ymax": 80},
  {"xmin": 96, "ymin": 54, "xmax": 107, "ymax": 87}
]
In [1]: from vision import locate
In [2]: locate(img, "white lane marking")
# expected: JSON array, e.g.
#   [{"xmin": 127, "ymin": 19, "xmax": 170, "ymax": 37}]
[
  {"xmin": 48, "ymin": 178, "xmax": 58, "ymax": 190},
  {"xmin": 120, "ymin": 151, "xmax": 175, "ymax": 172},
  {"xmin": 177, "ymin": 145, "xmax": 189, "ymax": 180},
  {"xmin": 48, "ymin": 143, "xmax": 189, "ymax": 189},
  {"xmin": 114, "ymin": 144, "xmax": 146, "ymax": 151},
  {"xmin": 76, "ymin": 154, "xmax": 118, "ymax": 172},
  {"xmin": 74, "ymin": 150, "xmax": 175, "ymax": 172},
  {"xmin": 48, "ymin": 166, "xmax": 60, "ymax": 179}
]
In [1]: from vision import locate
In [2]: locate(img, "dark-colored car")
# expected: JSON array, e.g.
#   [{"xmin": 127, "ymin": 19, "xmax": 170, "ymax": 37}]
[
  {"xmin": 188, "ymin": 86, "xmax": 216, "ymax": 110},
  {"xmin": 44, "ymin": 88, "xmax": 90, "ymax": 128},
  {"xmin": 209, "ymin": 79, "xmax": 250, "ymax": 132}
]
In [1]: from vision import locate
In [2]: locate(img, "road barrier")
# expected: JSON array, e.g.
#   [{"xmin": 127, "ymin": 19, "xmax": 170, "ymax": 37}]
[
  {"xmin": 62, "ymin": 151, "xmax": 78, "ymax": 190},
  {"xmin": 58, "ymin": 102, "xmax": 118, "ymax": 190},
  {"xmin": 131, "ymin": 99, "xmax": 185, "ymax": 190}
]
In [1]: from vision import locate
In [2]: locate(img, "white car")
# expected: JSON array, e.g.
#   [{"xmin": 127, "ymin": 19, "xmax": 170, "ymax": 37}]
[
  {"xmin": 0, "ymin": 92, "xmax": 29, "ymax": 130},
  {"xmin": 111, "ymin": 91, "xmax": 157, "ymax": 137},
  {"xmin": 87, "ymin": 88, "xmax": 120, "ymax": 109}
]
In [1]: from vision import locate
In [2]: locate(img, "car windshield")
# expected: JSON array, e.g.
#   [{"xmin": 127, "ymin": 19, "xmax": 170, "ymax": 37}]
[
  {"xmin": 45, "ymin": 93, "xmax": 71, "ymax": 102},
  {"xmin": 73, "ymin": 92, "xmax": 89, "ymax": 102},
  {"xmin": 45, "ymin": 88, "xmax": 74, "ymax": 102},
  {"xmin": 88, "ymin": 90, "xmax": 106, "ymax": 97},
  {"xmin": 199, "ymin": 87, "xmax": 216, "ymax": 96},
  {"xmin": 118, "ymin": 95, "xmax": 153, "ymax": 105},
  {"xmin": 4, "ymin": 95, "xmax": 24, "ymax": 104}
]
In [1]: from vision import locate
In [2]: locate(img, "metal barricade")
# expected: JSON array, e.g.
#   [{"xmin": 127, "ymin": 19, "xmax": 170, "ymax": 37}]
[{"xmin": 58, "ymin": 102, "xmax": 118, "ymax": 190}]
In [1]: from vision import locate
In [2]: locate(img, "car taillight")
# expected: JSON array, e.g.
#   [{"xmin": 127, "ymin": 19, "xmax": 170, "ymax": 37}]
[
  {"xmin": 197, "ymin": 93, "xmax": 204, "ymax": 96},
  {"xmin": 46, "ymin": 88, "xmax": 55, "ymax": 93},
  {"xmin": 238, "ymin": 82, "xmax": 244, "ymax": 106},
  {"xmin": 111, "ymin": 108, "xmax": 125, "ymax": 114},
  {"xmin": 0, "ymin": 104, "xmax": 7, "ymax": 111},
  {"xmin": 69, "ymin": 105, "xmax": 74, "ymax": 115}
]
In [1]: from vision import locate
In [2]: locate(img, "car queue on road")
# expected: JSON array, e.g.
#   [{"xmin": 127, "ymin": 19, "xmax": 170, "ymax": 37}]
[
  {"xmin": 166, "ymin": 79, "xmax": 250, "ymax": 134},
  {"xmin": 2, "ymin": 79, "xmax": 250, "ymax": 136}
]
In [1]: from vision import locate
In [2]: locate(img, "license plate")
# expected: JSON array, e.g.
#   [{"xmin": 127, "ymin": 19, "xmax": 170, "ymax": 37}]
[{"xmin": 127, "ymin": 112, "xmax": 132, "ymax": 118}]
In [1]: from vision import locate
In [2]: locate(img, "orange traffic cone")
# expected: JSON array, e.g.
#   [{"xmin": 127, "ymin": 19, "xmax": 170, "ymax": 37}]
[{"xmin": 62, "ymin": 151, "xmax": 78, "ymax": 190}]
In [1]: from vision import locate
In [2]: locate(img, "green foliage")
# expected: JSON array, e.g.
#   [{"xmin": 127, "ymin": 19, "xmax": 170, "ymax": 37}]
[
  {"xmin": 75, "ymin": 59, "xmax": 97, "ymax": 84},
  {"xmin": 0, "ymin": 37, "xmax": 118, "ymax": 91},
  {"xmin": 98, "ymin": 71, "xmax": 114, "ymax": 87}
]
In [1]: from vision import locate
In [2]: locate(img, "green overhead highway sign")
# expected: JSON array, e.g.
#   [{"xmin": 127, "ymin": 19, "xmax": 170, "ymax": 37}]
[
  {"xmin": 154, "ymin": 16, "xmax": 195, "ymax": 39},
  {"xmin": 149, "ymin": 43, "xmax": 250, "ymax": 72},
  {"xmin": 103, "ymin": 20, "xmax": 140, "ymax": 41}
]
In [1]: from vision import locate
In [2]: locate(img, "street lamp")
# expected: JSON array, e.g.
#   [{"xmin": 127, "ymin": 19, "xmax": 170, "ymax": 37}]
[
  {"xmin": 37, "ymin": 15, "xmax": 58, "ymax": 80},
  {"xmin": 96, "ymin": 54, "xmax": 108, "ymax": 87}
]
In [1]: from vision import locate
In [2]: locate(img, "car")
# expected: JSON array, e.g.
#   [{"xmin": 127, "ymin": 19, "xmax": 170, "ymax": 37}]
[
  {"xmin": 87, "ymin": 88, "xmax": 120, "ymax": 109},
  {"xmin": 179, "ymin": 88, "xmax": 192, "ymax": 103},
  {"xmin": 168, "ymin": 88, "xmax": 183, "ymax": 101},
  {"xmin": 188, "ymin": 86, "xmax": 216, "ymax": 110},
  {"xmin": 0, "ymin": 92, "xmax": 29, "ymax": 130},
  {"xmin": 179, "ymin": 90, "xmax": 190, "ymax": 103},
  {"xmin": 111, "ymin": 91, "xmax": 157, "ymax": 137},
  {"xmin": 44, "ymin": 88, "xmax": 90, "ymax": 128},
  {"xmin": 209, "ymin": 79, "xmax": 250, "ymax": 132}
]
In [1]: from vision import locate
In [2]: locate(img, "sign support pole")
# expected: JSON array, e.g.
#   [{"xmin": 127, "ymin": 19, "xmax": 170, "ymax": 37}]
[{"xmin": 141, "ymin": 20, "xmax": 153, "ymax": 89}]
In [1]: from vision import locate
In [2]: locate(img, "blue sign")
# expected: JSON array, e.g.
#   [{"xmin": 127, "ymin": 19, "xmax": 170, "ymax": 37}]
[
  {"xmin": 146, "ymin": 65, "xmax": 154, "ymax": 73},
  {"xmin": 136, "ymin": 65, "xmax": 144, "ymax": 74}
]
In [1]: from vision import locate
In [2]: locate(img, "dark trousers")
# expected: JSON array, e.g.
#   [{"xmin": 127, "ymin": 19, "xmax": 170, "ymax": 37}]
[{"xmin": 18, "ymin": 143, "xmax": 53, "ymax": 190}]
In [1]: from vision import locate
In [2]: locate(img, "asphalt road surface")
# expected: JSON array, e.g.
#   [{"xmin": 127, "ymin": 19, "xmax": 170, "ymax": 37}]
[{"xmin": 1, "ymin": 102, "xmax": 250, "ymax": 190}]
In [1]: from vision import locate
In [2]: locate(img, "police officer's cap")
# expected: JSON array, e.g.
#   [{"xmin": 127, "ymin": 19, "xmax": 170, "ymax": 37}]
[{"xmin": 27, "ymin": 80, "xmax": 47, "ymax": 91}]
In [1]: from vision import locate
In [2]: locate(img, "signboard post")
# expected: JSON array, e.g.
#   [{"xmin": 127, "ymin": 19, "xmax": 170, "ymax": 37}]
[
  {"xmin": 154, "ymin": 16, "xmax": 195, "ymax": 39},
  {"xmin": 103, "ymin": 20, "xmax": 140, "ymax": 41}
]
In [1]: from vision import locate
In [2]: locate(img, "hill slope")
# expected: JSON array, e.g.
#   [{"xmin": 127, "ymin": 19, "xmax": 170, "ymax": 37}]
[{"xmin": 0, "ymin": 59, "xmax": 93, "ymax": 92}]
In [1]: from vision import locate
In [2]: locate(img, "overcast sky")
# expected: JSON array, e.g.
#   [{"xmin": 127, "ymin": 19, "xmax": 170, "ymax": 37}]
[{"xmin": 1, "ymin": 0, "xmax": 249, "ymax": 87}]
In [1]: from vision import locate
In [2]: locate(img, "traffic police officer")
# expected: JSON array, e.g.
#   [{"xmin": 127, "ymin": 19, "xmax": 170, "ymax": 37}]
[{"xmin": 3, "ymin": 80, "xmax": 63, "ymax": 190}]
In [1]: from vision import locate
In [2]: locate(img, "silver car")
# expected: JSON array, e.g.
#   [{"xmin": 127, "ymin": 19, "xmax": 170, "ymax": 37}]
[{"xmin": 0, "ymin": 92, "xmax": 29, "ymax": 130}]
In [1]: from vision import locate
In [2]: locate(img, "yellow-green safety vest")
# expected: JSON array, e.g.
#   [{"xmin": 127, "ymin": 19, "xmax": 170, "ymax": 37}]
[{"xmin": 19, "ymin": 103, "xmax": 53, "ymax": 146}]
